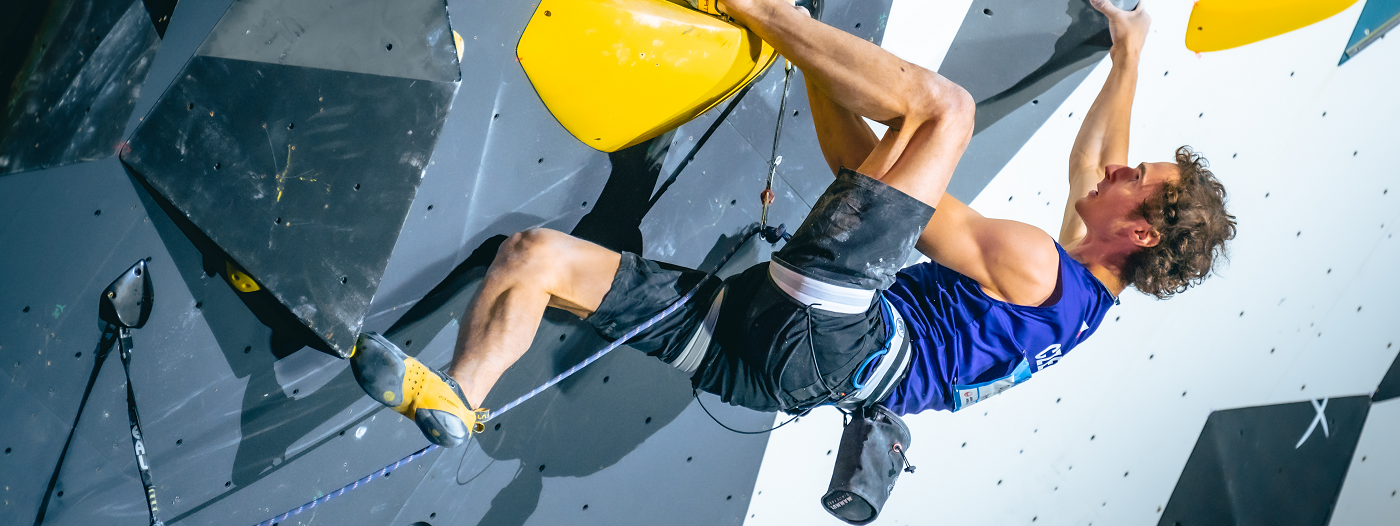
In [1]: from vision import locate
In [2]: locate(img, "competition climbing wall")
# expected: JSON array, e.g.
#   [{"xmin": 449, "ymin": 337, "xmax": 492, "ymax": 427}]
[
  {"xmin": 1, "ymin": 0, "xmax": 1397, "ymax": 526},
  {"xmin": 750, "ymin": 1, "xmax": 1400, "ymax": 525}
]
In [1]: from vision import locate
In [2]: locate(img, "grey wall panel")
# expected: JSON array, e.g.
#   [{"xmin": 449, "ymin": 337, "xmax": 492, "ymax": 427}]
[
  {"xmin": 946, "ymin": 63, "xmax": 1097, "ymax": 203},
  {"xmin": 937, "ymin": 0, "xmax": 1132, "ymax": 201},
  {"xmin": 0, "ymin": 367, "xmax": 72, "ymax": 519},
  {"xmin": 195, "ymin": 0, "xmax": 460, "ymax": 83},
  {"xmin": 3, "ymin": 1, "xmax": 900, "ymax": 525}
]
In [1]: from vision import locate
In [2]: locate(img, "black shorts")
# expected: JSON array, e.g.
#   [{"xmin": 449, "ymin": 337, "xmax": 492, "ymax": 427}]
[{"xmin": 586, "ymin": 168, "xmax": 934, "ymax": 413}]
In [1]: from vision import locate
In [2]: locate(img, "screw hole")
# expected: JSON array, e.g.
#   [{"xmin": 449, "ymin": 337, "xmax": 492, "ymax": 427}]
[
  {"xmin": 560, "ymin": 334, "xmax": 566, "ymax": 341},
  {"xmin": 426, "ymin": 205, "xmax": 434, "ymax": 211},
  {"xmin": 287, "ymin": 123, "xmax": 294, "ymax": 130},
  {"xmin": 538, "ymin": 464, "xmax": 546, "ymax": 472},
  {"xmin": 537, "ymin": 158, "xmax": 544, "ymax": 164},
  {"xmin": 495, "ymin": 423, "xmax": 502, "ymax": 430},
  {"xmin": 730, "ymin": 199, "xmax": 737, "ymax": 205},
  {"xmin": 644, "ymin": 416, "xmax": 652, "ymax": 424},
  {"xmin": 214, "ymin": 162, "xmax": 221, "ymax": 170},
  {"xmin": 195, "ymin": 301, "xmax": 203, "ymax": 309},
  {"xmin": 983, "ymin": 8, "xmax": 993, "ymax": 15},
  {"xmin": 602, "ymin": 376, "xmax": 609, "ymax": 383},
  {"xmin": 94, "ymin": 210, "xmax": 102, "ymax": 216},
  {"xmin": 340, "ymin": 277, "xmax": 348, "ymax": 284},
  {"xmin": 386, "ymin": 43, "xmax": 393, "ymax": 51},
  {"xmin": 854, "ymin": 22, "xmax": 861, "ymax": 28},
  {"xmin": 354, "ymin": 183, "xmax": 361, "ymax": 190},
  {"xmin": 176, "ymin": 439, "xmax": 183, "ymax": 446},
  {"xmin": 404, "ymin": 340, "xmax": 413, "ymax": 347},
  {"xmin": 544, "ymin": 10, "xmax": 551, "ymax": 16},
  {"xmin": 244, "ymin": 346, "xmax": 252, "ymax": 354}
]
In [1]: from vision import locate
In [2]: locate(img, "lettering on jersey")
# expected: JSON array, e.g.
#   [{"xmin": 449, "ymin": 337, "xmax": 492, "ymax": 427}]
[
  {"xmin": 951, "ymin": 360, "xmax": 1032, "ymax": 411},
  {"xmin": 1034, "ymin": 343, "xmax": 1064, "ymax": 370}
]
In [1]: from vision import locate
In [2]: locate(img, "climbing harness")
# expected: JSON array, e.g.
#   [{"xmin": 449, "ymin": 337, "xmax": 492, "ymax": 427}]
[{"xmin": 36, "ymin": 260, "xmax": 164, "ymax": 526}]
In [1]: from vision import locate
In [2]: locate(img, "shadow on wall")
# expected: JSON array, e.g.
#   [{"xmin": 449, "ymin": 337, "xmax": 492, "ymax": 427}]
[
  {"xmin": 386, "ymin": 131, "xmax": 761, "ymax": 526},
  {"xmin": 132, "ymin": 129, "xmax": 756, "ymax": 522}
]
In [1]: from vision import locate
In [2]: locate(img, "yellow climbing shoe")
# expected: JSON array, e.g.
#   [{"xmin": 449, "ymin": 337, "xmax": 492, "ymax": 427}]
[{"xmin": 350, "ymin": 332, "xmax": 487, "ymax": 447}]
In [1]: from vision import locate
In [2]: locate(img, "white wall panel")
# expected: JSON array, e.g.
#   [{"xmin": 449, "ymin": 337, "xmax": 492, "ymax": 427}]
[{"xmin": 747, "ymin": 0, "xmax": 1399, "ymax": 524}]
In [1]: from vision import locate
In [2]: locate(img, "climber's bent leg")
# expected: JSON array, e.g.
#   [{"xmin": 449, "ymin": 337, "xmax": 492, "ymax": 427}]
[{"xmin": 446, "ymin": 229, "xmax": 623, "ymax": 408}]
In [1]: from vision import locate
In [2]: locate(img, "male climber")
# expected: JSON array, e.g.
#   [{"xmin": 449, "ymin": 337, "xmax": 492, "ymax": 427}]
[{"xmin": 350, "ymin": 0, "xmax": 1235, "ymax": 449}]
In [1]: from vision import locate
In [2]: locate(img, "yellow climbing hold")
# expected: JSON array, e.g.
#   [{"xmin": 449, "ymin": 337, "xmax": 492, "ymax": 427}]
[
  {"xmin": 225, "ymin": 261, "xmax": 261, "ymax": 292},
  {"xmin": 1186, "ymin": 0, "xmax": 1361, "ymax": 53},
  {"xmin": 384, "ymin": 391, "xmax": 396, "ymax": 402},
  {"xmin": 517, "ymin": 0, "xmax": 777, "ymax": 152}
]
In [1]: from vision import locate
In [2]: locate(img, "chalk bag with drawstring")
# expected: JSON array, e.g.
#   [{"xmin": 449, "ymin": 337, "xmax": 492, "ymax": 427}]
[{"xmin": 820, "ymin": 404, "xmax": 915, "ymax": 525}]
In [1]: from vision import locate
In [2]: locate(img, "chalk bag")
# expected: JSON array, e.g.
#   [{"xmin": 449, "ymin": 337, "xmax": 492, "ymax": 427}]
[{"xmin": 820, "ymin": 404, "xmax": 914, "ymax": 524}]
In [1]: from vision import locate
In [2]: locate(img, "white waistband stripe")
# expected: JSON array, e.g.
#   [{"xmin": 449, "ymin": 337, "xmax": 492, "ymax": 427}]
[
  {"xmin": 767, "ymin": 262, "xmax": 876, "ymax": 314},
  {"xmin": 672, "ymin": 286, "xmax": 726, "ymax": 376}
]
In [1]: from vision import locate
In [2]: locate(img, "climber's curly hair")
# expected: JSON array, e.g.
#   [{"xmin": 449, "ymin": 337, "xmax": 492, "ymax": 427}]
[{"xmin": 1122, "ymin": 146, "xmax": 1237, "ymax": 299}]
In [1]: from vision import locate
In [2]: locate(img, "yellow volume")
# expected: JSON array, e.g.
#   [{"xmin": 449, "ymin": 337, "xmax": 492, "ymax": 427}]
[
  {"xmin": 1186, "ymin": 0, "xmax": 1361, "ymax": 52},
  {"xmin": 517, "ymin": 0, "xmax": 777, "ymax": 152}
]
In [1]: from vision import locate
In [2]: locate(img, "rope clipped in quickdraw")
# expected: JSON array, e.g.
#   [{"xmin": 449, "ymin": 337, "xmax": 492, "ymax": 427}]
[
  {"xmin": 36, "ymin": 260, "xmax": 163, "ymax": 526},
  {"xmin": 760, "ymin": 58, "xmax": 797, "ymax": 245}
]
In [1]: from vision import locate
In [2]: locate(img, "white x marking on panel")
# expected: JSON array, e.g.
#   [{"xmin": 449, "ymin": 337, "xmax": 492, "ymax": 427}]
[{"xmin": 1295, "ymin": 398, "xmax": 1330, "ymax": 449}]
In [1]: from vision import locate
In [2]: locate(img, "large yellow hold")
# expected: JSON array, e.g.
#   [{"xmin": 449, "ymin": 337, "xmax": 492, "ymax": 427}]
[
  {"xmin": 518, "ymin": 0, "xmax": 778, "ymax": 152},
  {"xmin": 1186, "ymin": 0, "xmax": 1361, "ymax": 52}
]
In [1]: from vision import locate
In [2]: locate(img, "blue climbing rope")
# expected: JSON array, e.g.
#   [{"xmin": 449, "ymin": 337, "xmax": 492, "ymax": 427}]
[{"xmin": 253, "ymin": 444, "xmax": 438, "ymax": 526}]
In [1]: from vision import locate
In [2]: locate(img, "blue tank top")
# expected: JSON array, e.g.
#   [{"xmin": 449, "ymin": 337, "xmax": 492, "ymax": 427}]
[{"xmin": 879, "ymin": 241, "xmax": 1116, "ymax": 415}]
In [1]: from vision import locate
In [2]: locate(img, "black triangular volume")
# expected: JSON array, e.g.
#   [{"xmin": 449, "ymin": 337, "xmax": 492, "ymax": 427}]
[
  {"xmin": 122, "ymin": 57, "xmax": 454, "ymax": 357},
  {"xmin": 1374, "ymin": 353, "xmax": 1400, "ymax": 402},
  {"xmin": 120, "ymin": 0, "xmax": 460, "ymax": 357},
  {"xmin": 142, "ymin": 0, "xmax": 179, "ymax": 38},
  {"xmin": 1158, "ymin": 396, "xmax": 1371, "ymax": 526},
  {"xmin": 0, "ymin": 0, "xmax": 160, "ymax": 175}
]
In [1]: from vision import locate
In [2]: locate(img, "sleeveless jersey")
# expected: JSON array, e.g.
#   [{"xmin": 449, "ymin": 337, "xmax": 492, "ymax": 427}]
[{"xmin": 879, "ymin": 241, "xmax": 1116, "ymax": 415}]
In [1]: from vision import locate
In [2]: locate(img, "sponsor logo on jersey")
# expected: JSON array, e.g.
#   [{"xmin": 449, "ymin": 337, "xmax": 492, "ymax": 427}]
[{"xmin": 1034, "ymin": 343, "xmax": 1064, "ymax": 370}]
